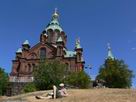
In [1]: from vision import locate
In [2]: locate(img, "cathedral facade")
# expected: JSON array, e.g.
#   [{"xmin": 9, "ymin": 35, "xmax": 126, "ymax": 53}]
[{"xmin": 9, "ymin": 10, "xmax": 85, "ymax": 83}]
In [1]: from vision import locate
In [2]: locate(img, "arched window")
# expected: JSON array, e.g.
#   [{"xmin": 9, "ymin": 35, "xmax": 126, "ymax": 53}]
[
  {"xmin": 40, "ymin": 48, "xmax": 46, "ymax": 60},
  {"xmin": 54, "ymin": 29, "xmax": 60, "ymax": 42}
]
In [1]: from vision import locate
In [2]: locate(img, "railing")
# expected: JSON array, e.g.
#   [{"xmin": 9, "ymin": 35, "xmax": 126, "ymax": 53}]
[{"xmin": 9, "ymin": 76, "xmax": 34, "ymax": 82}]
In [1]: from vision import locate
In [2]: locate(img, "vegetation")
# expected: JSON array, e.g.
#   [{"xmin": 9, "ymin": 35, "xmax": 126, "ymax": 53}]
[
  {"xmin": 96, "ymin": 58, "xmax": 134, "ymax": 88},
  {"xmin": 0, "ymin": 68, "xmax": 8, "ymax": 96},
  {"xmin": 65, "ymin": 71, "xmax": 91, "ymax": 88},
  {"xmin": 33, "ymin": 59, "xmax": 91, "ymax": 90},
  {"xmin": 22, "ymin": 83, "xmax": 37, "ymax": 93},
  {"xmin": 33, "ymin": 60, "xmax": 68, "ymax": 90}
]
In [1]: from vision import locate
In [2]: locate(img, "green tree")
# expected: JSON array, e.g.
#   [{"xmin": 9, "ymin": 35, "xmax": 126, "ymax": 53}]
[
  {"xmin": 96, "ymin": 59, "xmax": 134, "ymax": 88},
  {"xmin": 0, "ymin": 68, "xmax": 8, "ymax": 96},
  {"xmin": 33, "ymin": 60, "xmax": 68, "ymax": 90},
  {"xmin": 65, "ymin": 71, "xmax": 91, "ymax": 88}
]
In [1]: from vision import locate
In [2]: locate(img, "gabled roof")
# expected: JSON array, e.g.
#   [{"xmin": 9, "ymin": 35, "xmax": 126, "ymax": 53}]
[{"xmin": 29, "ymin": 42, "xmax": 56, "ymax": 54}]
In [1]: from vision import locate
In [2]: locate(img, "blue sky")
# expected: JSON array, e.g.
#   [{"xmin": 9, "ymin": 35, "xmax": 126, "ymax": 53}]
[{"xmin": 0, "ymin": 0, "xmax": 136, "ymax": 88}]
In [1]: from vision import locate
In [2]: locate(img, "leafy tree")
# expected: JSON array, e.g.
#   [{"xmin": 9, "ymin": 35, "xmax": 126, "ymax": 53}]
[
  {"xmin": 0, "ymin": 68, "xmax": 8, "ymax": 96},
  {"xmin": 96, "ymin": 59, "xmax": 134, "ymax": 88},
  {"xmin": 33, "ymin": 60, "xmax": 68, "ymax": 90},
  {"xmin": 65, "ymin": 71, "xmax": 91, "ymax": 88},
  {"xmin": 22, "ymin": 83, "xmax": 37, "ymax": 93}
]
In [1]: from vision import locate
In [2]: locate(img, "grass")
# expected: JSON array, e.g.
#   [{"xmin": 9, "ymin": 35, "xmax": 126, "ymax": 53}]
[{"xmin": 1, "ymin": 88, "xmax": 136, "ymax": 102}]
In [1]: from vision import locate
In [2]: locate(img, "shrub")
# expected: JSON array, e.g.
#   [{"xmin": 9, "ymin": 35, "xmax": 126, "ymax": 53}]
[
  {"xmin": 65, "ymin": 71, "xmax": 91, "ymax": 88},
  {"xmin": 22, "ymin": 83, "xmax": 36, "ymax": 93}
]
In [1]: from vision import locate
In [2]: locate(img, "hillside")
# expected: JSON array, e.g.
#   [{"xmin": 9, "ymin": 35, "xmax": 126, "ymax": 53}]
[{"xmin": 1, "ymin": 89, "xmax": 136, "ymax": 102}]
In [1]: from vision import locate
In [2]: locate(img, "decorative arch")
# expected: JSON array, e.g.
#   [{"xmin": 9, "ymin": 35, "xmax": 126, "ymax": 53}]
[
  {"xmin": 28, "ymin": 53, "xmax": 37, "ymax": 59},
  {"xmin": 54, "ymin": 29, "xmax": 60, "ymax": 42},
  {"xmin": 47, "ymin": 29, "xmax": 53, "ymax": 43}
]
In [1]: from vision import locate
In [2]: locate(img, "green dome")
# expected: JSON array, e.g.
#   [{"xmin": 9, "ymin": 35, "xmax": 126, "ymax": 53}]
[
  {"xmin": 46, "ymin": 9, "xmax": 63, "ymax": 32},
  {"xmin": 46, "ymin": 24, "xmax": 63, "ymax": 32}
]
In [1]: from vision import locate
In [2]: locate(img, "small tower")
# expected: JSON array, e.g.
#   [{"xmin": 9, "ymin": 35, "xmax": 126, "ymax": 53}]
[
  {"xmin": 22, "ymin": 40, "xmax": 30, "ymax": 51},
  {"xmin": 16, "ymin": 48, "xmax": 22, "ymax": 60},
  {"xmin": 107, "ymin": 43, "xmax": 114, "ymax": 60},
  {"xmin": 56, "ymin": 36, "xmax": 64, "ymax": 58},
  {"xmin": 75, "ymin": 38, "xmax": 83, "ymax": 62},
  {"xmin": 75, "ymin": 38, "xmax": 84, "ymax": 71}
]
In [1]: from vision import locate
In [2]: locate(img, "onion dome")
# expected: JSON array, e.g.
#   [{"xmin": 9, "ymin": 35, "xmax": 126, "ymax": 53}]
[
  {"xmin": 23, "ymin": 40, "xmax": 29, "ymax": 45},
  {"xmin": 46, "ymin": 8, "xmax": 63, "ymax": 32},
  {"xmin": 16, "ymin": 48, "xmax": 22, "ymax": 53},
  {"xmin": 22, "ymin": 40, "xmax": 30, "ymax": 50}
]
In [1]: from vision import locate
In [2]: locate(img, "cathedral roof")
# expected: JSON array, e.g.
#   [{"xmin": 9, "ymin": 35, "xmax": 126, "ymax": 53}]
[
  {"xmin": 46, "ymin": 8, "xmax": 63, "ymax": 32},
  {"xmin": 64, "ymin": 51, "xmax": 76, "ymax": 58},
  {"xmin": 57, "ymin": 36, "xmax": 63, "ymax": 42},
  {"xmin": 23, "ymin": 40, "xmax": 29, "ymax": 45},
  {"xmin": 16, "ymin": 48, "xmax": 22, "ymax": 53}
]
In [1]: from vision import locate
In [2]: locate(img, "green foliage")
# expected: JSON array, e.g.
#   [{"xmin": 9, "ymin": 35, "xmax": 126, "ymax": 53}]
[
  {"xmin": 33, "ymin": 60, "xmax": 68, "ymax": 90},
  {"xmin": 22, "ymin": 83, "xmax": 37, "ymax": 93},
  {"xmin": 0, "ymin": 68, "xmax": 8, "ymax": 96},
  {"xmin": 96, "ymin": 59, "xmax": 134, "ymax": 88},
  {"xmin": 65, "ymin": 71, "xmax": 91, "ymax": 88}
]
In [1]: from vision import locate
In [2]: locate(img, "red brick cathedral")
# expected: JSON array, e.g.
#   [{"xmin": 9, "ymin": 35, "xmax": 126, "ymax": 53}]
[{"xmin": 9, "ymin": 9, "xmax": 85, "ymax": 83}]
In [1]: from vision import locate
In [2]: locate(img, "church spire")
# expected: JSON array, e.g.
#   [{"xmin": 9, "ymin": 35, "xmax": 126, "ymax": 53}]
[
  {"xmin": 107, "ymin": 43, "xmax": 114, "ymax": 60},
  {"xmin": 52, "ymin": 8, "xmax": 59, "ymax": 20},
  {"xmin": 46, "ymin": 8, "xmax": 63, "ymax": 32},
  {"xmin": 75, "ymin": 38, "xmax": 82, "ymax": 49}
]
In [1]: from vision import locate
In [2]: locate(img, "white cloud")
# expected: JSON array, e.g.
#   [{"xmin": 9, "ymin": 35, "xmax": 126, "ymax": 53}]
[{"xmin": 131, "ymin": 47, "xmax": 136, "ymax": 50}]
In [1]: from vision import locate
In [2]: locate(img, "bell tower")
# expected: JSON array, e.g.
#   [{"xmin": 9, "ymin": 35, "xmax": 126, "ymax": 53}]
[{"xmin": 75, "ymin": 38, "xmax": 84, "ymax": 71}]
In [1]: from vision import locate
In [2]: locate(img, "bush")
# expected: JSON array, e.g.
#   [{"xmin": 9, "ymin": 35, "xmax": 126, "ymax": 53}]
[
  {"xmin": 65, "ymin": 71, "xmax": 91, "ymax": 88},
  {"xmin": 0, "ymin": 68, "xmax": 8, "ymax": 96},
  {"xmin": 22, "ymin": 83, "xmax": 37, "ymax": 93}
]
